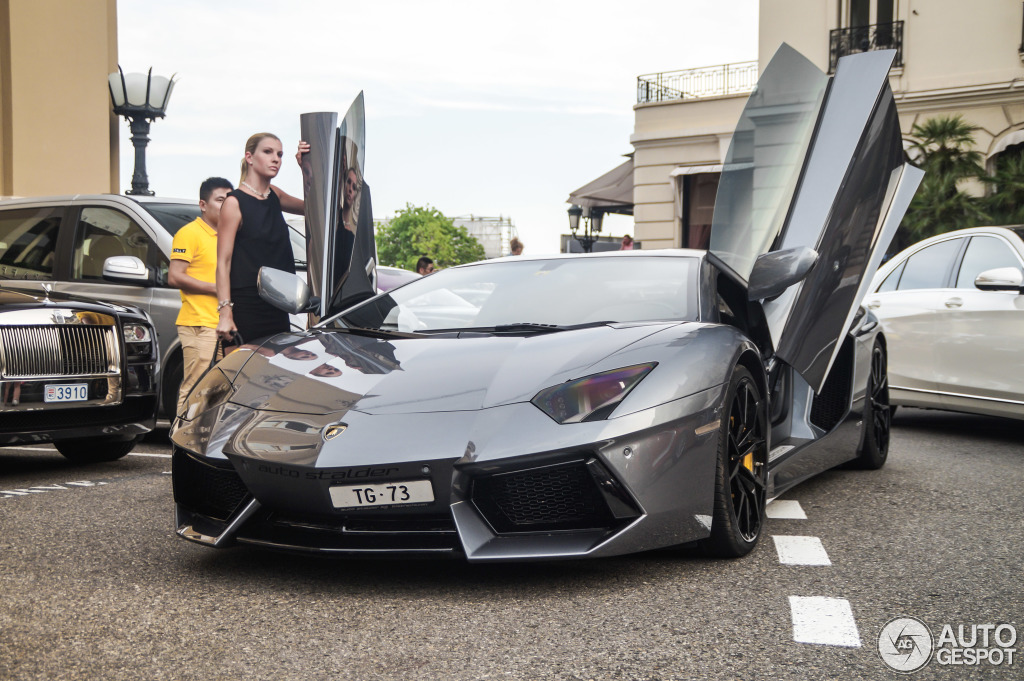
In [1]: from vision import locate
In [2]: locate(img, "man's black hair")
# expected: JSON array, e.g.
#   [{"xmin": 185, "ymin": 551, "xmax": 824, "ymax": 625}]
[
  {"xmin": 199, "ymin": 177, "xmax": 233, "ymax": 202},
  {"xmin": 416, "ymin": 256, "xmax": 434, "ymax": 272}
]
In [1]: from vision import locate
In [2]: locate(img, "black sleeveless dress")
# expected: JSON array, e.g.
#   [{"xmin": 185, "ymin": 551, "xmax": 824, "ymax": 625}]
[{"xmin": 228, "ymin": 189, "xmax": 296, "ymax": 344}]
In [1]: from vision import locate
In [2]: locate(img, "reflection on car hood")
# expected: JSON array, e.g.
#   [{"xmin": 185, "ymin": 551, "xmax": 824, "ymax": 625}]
[{"xmin": 228, "ymin": 323, "xmax": 683, "ymax": 416}]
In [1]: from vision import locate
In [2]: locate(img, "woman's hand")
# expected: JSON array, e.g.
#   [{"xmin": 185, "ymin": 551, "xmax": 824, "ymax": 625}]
[
  {"xmin": 216, "ymin": 308, "xmax": 237, "ymax": 341},
  {"xmin": 296, "ymin": 140, "xmax": 310, "ymax": 166}
]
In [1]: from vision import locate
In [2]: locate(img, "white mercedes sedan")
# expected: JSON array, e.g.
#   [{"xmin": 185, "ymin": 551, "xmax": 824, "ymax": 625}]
[{"xmin": 866, "ymin": 226, "xmax": 1024, "ymax": 420}]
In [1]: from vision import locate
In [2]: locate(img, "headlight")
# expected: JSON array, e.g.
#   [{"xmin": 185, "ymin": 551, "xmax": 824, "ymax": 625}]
[
  {"xmin": 122, "ymin": 323, "xmax": 152, "ymax": 343},
  {"xmin": 532, "ymin": 363, "xmax": 656, "ymax": 424},
  {"xmin": 181, "ymin": 368, "xmax": 234, "ymax": 421}
]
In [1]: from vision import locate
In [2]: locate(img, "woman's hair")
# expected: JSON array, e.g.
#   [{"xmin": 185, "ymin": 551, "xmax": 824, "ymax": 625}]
[
  {"xmin": 346, "ymin": 164, "xmax": 362, "ymax": 187},
  {"xmin": 239, "ymin": 132, "xmax": 281, "ymax": 186}
]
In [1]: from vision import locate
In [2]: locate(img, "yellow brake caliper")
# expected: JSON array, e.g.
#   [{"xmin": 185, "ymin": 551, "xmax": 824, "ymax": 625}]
[{"xmin": 741, "ymin": 451, "xmax": 754, "ymax": 473}]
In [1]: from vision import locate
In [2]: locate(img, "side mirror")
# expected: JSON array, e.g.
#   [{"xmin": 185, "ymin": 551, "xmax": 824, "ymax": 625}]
[
  {"xmin": 748, "ymin": 246, "xmax": 819, "ymax": 301},
  {"xmin": 258, "ymin": 266, "xmax": 320, "ymax": 314},
  {"xmin": 102, "ymin": 255, "xmax": 152, "ymax": 286},
  {"xmin": 974, "ymin": 266, "xmax": 1023, "ymax": 292}
]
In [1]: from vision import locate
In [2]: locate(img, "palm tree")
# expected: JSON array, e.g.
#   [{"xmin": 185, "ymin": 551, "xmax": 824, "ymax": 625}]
[
  {"xmin": 899, "ymin": 172, "xmax": 989, "ymax": 250},
  {"xmin": 905, "ymin": 115, "xmax": 986, "ymax": 177},
  {"xmin": 894, "ymin": 115, "xmax": 988, "ymax": 253}
]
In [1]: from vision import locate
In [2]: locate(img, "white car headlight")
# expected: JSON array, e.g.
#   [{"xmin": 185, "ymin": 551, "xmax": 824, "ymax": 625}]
[{"xmin": 122, "ymin": 323, "xmax": 152, "ymax": 343}]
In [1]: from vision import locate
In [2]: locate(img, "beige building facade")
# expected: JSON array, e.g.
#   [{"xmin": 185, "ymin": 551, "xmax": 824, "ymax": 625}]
[
  {"xmin": 632, "ymin": 0, "xmax": 1024, "ymax": 249},
  {"xmin": 0, "ymin": 0, "xmax": 119, "ymax": 198}
]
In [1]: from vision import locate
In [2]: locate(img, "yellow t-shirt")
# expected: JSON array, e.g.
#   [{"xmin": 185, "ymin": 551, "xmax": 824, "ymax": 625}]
[{"xmin": 172, "ymin": 217, "xmax": 218, "ymax": 328}]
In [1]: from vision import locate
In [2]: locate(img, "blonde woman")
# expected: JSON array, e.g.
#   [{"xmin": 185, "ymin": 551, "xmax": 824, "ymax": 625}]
[{"xmin": 215, "ymin": 133, "xmax": 307, "ymax": 346}]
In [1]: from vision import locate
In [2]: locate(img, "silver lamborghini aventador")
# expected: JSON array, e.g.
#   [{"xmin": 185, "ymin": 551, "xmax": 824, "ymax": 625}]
[{"xmin": 170, "ymin": 45, "xmax": 923, "ymax": 561}]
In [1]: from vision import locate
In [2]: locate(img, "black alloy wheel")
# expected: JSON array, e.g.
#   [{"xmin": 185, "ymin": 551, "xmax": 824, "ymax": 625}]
[
  {"xmin": 852, "ymin": 340, "xmax": 890, "ymax": 469},
  {"xmin": 703, "ymin": 364, "xmax": 769, "ymax": 558}
]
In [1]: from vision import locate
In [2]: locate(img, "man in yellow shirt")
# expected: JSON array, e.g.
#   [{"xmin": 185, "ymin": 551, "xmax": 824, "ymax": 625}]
[{"xmin": 169, "ymin": 177, "xmax": 233, "ymax": 416}]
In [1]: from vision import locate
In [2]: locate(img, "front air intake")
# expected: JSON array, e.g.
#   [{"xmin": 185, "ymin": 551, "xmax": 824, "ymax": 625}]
[
  {"xmin": 172, "ymin": 448, "xmax": 251, "ymax": 522},
  {"xmin": 471, "ymin": 459, "xmax": 618, "ymax": 533}
]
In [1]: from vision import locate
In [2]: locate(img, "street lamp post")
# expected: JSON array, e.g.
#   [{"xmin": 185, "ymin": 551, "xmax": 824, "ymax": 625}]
[
  {"xmin": 107, "ymin": 66, "xmax": 176, "ymax": 196},
  {"xmin": 567, "ymin": 204, "xmax": 604, "ymax": 253}
]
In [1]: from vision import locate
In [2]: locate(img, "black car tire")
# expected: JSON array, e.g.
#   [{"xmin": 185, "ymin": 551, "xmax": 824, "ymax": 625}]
[
  {"xmin": 55, "ymin": 435, "xmax": 141, "ymax": 463},
  {"xmin": 702, "ymin": 364, "xmax": 769, "ymax": 558},
  {"xmin": 850, "ymin": 340, "xmax": 890, "ymax": 470},
  {"xmin": 161, "ymin": 349, "xmax": 184, "ymax": 420}
]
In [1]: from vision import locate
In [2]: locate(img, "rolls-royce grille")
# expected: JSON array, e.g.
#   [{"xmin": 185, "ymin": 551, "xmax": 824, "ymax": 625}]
[
  {"xmin": 472, "ymin": 461, "xmax": 615, "ymax": 533},
  {"xmin": 172, "ymin": 448, "xmax": 251, "ymax": 522},
  {"xmin": 0, "ymin": 325, "xmax": 115, "ymax": 378}
]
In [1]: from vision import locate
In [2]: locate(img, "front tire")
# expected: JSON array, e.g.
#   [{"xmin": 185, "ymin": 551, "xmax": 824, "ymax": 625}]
[
  {"xmin": 55, "ymin": 435, "xmax": 141, "ymax": 463},
  {"xmin": 161, "ymin": 350, "xmax": 184, "ymax": 420},
  {"xmin": 851, "ymin": 340, "xmax": 890, "ymax": 470},
  {"xmin": 702, "ymin": 365, "xmax": 768, "ymax": 558}
]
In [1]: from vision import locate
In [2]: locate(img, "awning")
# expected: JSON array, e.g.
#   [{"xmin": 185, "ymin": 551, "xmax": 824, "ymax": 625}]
[
  {"xmin": 669, "ymin": 164, "xmax": 724, "ymax": 176},
  {"xmin": 988, "ymin": 129, "xmax": 1024, "ymax": 159},
  {"xmin": 567, "ymin": 159, "xmax": 634, "ymax": 215}
]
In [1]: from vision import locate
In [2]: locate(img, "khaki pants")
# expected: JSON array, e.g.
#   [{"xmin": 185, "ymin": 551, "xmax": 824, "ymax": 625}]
[{"xmin": 177, "ymin": 325, "xmax": 220, "ymax": 417}]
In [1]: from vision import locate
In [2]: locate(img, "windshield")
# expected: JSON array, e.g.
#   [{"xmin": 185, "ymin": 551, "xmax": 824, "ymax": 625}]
[
  {"xmin": 337, "ymin": 256, "xmax": 699, "ymax": 332},
  {"xmin": 140, "ymin": 203, "xmax": 202, "ymax": 235}
]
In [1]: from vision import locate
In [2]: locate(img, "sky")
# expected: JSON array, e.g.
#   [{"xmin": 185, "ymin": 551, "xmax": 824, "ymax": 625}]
[{"xmin": 116, "ymin": 0, "xmax": 758, "ymax": 255}]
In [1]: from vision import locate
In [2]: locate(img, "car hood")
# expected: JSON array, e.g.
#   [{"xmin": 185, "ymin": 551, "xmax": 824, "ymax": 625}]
[
  {"xmin": 226, "ymin": 323, "xmax": 681, "ymax": 416},
  {"xmin": 0, "ymin": 285, "xmax": 138, "ymax": 316}
]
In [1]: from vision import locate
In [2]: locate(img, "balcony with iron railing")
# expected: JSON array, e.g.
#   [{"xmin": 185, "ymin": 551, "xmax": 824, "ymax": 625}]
[
  {"xmin": 829, "ymin": 21, "xmax": 904, "ymax": 73},
  {"xmin": 636, "ymin": 61, "xmax": 759, "ymax": 104}
]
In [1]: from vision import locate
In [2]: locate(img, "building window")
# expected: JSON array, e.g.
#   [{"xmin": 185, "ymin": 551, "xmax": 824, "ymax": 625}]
[{"xmin": 830, "ymin": 0, "xmax": 902, "ymax": 72}]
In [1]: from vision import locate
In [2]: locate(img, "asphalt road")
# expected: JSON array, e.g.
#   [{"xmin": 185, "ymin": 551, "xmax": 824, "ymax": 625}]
[{"xmin": 1, "ymin": 408, "xmax": 1021, "ymax": 680}]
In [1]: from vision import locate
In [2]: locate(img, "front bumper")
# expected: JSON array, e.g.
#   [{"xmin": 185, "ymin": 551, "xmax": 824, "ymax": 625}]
[
  {"xmin": 171, "ymin": 386, "xmax": 724, "ymax": 561},
  {"xmin": 0, "ymin": 390, "xmax": 157, "ymax": 445}
]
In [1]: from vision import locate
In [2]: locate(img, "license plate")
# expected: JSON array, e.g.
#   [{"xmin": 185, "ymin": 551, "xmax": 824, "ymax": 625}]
[
  {"xmin": 329, "ymin": 479, "xmax": 434, "ymax": 509},
  {"xmin": 44, "ymin": 383, "xmax": 89, "ymax": 403}
]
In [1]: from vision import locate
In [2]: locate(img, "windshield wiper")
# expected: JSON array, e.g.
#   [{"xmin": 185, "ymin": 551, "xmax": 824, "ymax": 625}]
[
  {"xmin": 423, "ymin": 321, "xmax": 617, "ymax": 335},
  {"xmin": 493, "ymin": 322, "xmax": 564, "ymax": 334},
  {"xmin": 327, "ymin": 325, "xmax": 423, "ymax": 340}
]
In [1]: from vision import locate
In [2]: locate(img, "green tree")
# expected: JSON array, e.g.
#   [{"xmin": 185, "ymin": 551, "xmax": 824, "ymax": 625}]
[
  {"xmin": 376, "ymin": 204, "xmax": 486, "ymax": 271},
  {"xmin": 895, "ymin": 115, "xmax": 989, "ymax": 252},
  {"xmin": 983, "ymin": 150, "xmax": 1024, "ymax": 225}
]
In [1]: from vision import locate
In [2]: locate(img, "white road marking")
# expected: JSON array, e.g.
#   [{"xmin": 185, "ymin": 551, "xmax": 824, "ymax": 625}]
[
  {"xmin": 789, "ymin": 596, "xmax": 861, "ymax": 647},
  {"xmin": 773, "ymin": 535, "xmax": 832, "ymax": 566},
  {"xmin": 1, "ymin": 480, "xmax": 107, "ymax": 499},
  {"xmin": 766, "ymin": 499, "xmax": 807, "ymax": 519},
  {"xmin": 127, "ymin": 452, "xmax": 172, "ymax": 459}
]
